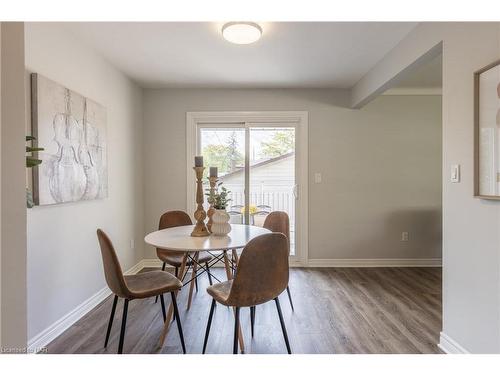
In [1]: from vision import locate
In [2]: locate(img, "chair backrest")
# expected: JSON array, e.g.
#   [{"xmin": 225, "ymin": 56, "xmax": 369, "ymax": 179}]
[
  {"xmin": 157, "ymin": 211, "xmax": 193, "ymax": 257},
  {"xmin": 226, "ymin": 233, "xmax": 289, "ymax": 307},
  {"xmin": 96, "ymin": 229, "xmax": 130, "ymax": 298},
  {"xmin": 159, "ymin": 210, "xmax": 192, "ymax": 229},
  {"xmin": 263, "ymin": 211, "xmax": 290, "ymax": 253}
]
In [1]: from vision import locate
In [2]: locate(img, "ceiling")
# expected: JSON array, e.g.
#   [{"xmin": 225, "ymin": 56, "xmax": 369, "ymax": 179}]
[{"xmin": 64, "ymin": 22, "xmax": 418, "ymax": 89}]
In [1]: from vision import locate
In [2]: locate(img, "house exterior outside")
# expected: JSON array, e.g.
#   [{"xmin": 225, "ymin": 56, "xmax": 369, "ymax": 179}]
[{"xmin": 218, "ymin": 152, "xmax": 296, "ymax": 251}]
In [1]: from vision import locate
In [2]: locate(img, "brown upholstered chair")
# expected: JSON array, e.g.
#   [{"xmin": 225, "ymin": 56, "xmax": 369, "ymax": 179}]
[
  {"xmin": 155, "ymin": 211, "xmax": 213, "ymax": 304},
  {"xmin": 97, "ymin": 229, "xmax": 186, "ymax": 354},
  {"xmin": 202, "ymin": 233, "xmax": 291, "ymax": 354},
  {"xmin": 262, "ymin": 211, "xmax": 294, "ymax": 310},
  {"xmin": 246, "ymin": 211, "xmax": 294, "ymax": 339}
]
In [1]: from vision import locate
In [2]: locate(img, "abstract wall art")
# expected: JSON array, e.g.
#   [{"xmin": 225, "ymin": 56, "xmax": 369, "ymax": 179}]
[
  {"xmin": 31, "ymin": 73, "xmax": 108, "ymax": 205},
  {"xmin": 474, "ymin": 60, "xmax": 500, "ymax": 199}
]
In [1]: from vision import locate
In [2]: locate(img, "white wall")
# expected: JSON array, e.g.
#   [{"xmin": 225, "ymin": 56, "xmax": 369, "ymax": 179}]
[
  {"xmin": 352, "ymin": 22, "xmax": 500, "ymax": 353},
  {"xmin": 143, "ymin": 88, "xmax": 442, "ymax": 262},
  {"xmin": 1, "ymin": 22, "xmax": 27, "ymax": 350},
  {"xmin": 0, "ymin": 21, "xmax": 3, "ymax": 349},
  {"xmin": 25, "ymin": 23, "xmax": 144, "ymax": 342}
]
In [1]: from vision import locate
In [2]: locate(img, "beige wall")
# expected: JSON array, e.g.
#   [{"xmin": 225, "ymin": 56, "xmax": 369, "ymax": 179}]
[
  {"xmin": 143, "ymin": 88, "xmax": 442, "ymax": 262},
  {"xmin": 25, "ymin": 23, "xmax": 144, "ymax": 342},
  {"xmin": 353, "ymin": 22, "xmax": 500, "ymax": 353},
  {"xmin": 1, "ymin": 22, "xmax": 27, "ymax": 349}
]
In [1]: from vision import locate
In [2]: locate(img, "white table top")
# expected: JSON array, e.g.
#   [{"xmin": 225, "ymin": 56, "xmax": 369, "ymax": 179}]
[{"xmin": 144, "ymin": 224, "xmax": 270, "ymax": 252}]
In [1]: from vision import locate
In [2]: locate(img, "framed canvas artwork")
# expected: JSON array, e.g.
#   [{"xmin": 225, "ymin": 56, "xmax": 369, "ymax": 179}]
[
  {"xmin": 474, "ymin": 60, "xmax": 500, "ymax": 199},
  {"xmin": 31, "ymin": 73, "xmax": 108, "ymax": 205}
]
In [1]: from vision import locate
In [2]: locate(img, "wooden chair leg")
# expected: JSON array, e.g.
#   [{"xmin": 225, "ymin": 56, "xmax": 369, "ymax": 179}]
[
  {"xmin": 233, "ymin": 306, "xmax": 240, "ymax": 354},
  {"xmin": 155, "ymin": 262, "xmax": 167, "ymax": 303},
  {"xmin": 206, "ymin": 262, "xmax": 213, "ymax": 285},
  {"xmin": 159, "ymin": 294, "xmax": 166, "ymax": 322},
  {"xmin": 104, "ymin": 295, "xmax": 118, "ymax": 348},
  {"xmin": 202, "ymin": 299, "xmax": 216, "ymax": 354},
  {"xmin": 250, "ymin": 306, "xmax": 256, "ymax": 338},
  {"xmin": 286, "ymin": 286, "xmax": 294, "ymax": 311},
  {"xmin": 171, "ymin": 292, "xmax": 186, "ymax": 354},
  {"xmin": 117, "ymin": 299, "xmax": 129, "ymax": 354},
  {"xmin": 274, "ymin": 297, "xmax": 291, "ymax": 354},
  {"xmin": 187, "ymin": 253, "xmax": 199, "ymax": 310}
]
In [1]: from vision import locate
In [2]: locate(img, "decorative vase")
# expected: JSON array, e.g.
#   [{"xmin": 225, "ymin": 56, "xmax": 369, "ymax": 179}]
[{"xmin": 211, "ymin": 209, "xmax": 231, "ymax": 236}]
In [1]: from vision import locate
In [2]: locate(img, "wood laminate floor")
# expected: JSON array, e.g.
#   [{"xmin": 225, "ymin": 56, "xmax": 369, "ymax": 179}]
[{"xmin": 46, "ymin": 267, "xmax": 442, "ymax": 354}]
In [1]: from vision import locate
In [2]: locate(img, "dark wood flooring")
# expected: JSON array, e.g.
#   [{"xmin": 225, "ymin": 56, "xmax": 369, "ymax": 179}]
[{"xmin": 46, "ymin": 267, "xmax": 442, "ymax": 354}]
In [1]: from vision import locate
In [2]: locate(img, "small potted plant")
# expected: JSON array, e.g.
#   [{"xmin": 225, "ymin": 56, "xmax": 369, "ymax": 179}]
[
  {"xmin": 206, "ymin": 182, "xmax": 232, "ymax": 236},
  {"xmin": 26, "ymin": 135, "xmax": 44, "ymax": 208}
]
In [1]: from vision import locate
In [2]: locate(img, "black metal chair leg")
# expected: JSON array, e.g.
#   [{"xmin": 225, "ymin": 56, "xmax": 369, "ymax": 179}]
[
  {"xmin": 274, "ymin": 297, "xmax": 291, "ymax": 354},
  {"xmin": 155, "ymin": 262, "xmax": 167, "ymax": 303},
  {"xmin": 104, "ymin": 295, "xmax": 118, "ymax": 348},
  {"xmin": 202, "ymin": 299, "xmax": 216, "ymax": 354},
  {"xmin": 117, "ymin": 299, "xmax": 129, "ymax": 354},
  {"xmin": 159, "ymin": 294, "xmax": 166, "ymax": 322},
  {"xmin": 206, "ymin": 262, "xmax": 213, "ymax": 285},
  {"xmin": 233, "ymin": 306, "xmax": 240, "ymax": 354},
  {"xmin": 195, "ymin": 275, "xmax": 199, "ymax": 292},
  {"xmin": 172, "ymin": 266, "xmax": 178, "ymax": 323},
  {"xmin": 250, "ymin": 306, "xmax": 256, "ymax": 337},
  {"xmin": 286, "ymin": 286, "xmax": 294, "ymax": 311},
  {"xmin": 171, "ymin": 292, "xmax": 186, "ymax": 354}
]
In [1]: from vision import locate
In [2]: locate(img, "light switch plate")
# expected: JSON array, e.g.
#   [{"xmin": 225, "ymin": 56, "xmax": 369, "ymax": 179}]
[{"xmin": 451, "ymin": 164, "xmax": 460, "ymax": 183}]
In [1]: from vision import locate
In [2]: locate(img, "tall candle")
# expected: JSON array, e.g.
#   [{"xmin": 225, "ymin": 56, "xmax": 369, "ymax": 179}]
[
  {"xmin": 209, "ymin": 166, "xmax": 218, "ymax": 178},
  {"xmin": 194, "ymin": 156, "xmax": 203, "ymax": 167}
]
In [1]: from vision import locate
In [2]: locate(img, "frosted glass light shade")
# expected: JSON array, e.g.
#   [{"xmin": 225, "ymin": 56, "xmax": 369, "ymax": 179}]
[{"xmin": 222, "ymin": 22, "xmax": 262, "ymax": 44}]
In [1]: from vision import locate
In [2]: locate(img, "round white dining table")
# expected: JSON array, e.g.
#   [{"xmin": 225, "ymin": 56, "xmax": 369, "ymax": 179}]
[
  {"xmin": 144, "ymin": 224, "xmax": 270, "ymax": 252},
  {"xmin": 144, "ymin": 224, "xmax": 270, "ymax": 352}
]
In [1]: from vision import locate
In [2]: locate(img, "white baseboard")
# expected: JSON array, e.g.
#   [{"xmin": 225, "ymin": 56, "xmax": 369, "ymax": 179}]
[
  {"xmin": 27, "ymin": 259, "xmax": 145, "ymax": 353},
  {"xmin": 307, "ymin": 258, "xmax": 442, "ymax": 267},
  {"xmin": 438, "ymin": 332, "xmax": 470, "ymax": 354},
  {"xmin": 140, "ymin": 258, "xmax": 165, "ymax": 269}
]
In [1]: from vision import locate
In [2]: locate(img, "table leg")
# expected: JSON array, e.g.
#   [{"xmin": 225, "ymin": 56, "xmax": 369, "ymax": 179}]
[
  {"xmin": 223, "ymin": 250, "xmax": 233, "ymax": 279},
  {"xmin": 187, "ymin": 252, "xmax": 199, "ymax": 310},
  {"xmin": 157, "ymin": 252, "xmax": 189, "ymax": 348},
  {"xmin": 232, "ymin": 249, "xmax": 240, "ymax": 274},
  {"xmin": 223, "ymin": 250, "xmax": 245, "ymax": 353}
]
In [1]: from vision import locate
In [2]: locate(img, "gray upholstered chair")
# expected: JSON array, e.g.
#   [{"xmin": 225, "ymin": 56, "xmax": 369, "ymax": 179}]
[
  {"xmin": 202, "ymin": 233, "xmax": 291, "ymax": 354},
  {"xmin": 97, "ymin": 229, "xmax": 186, "ymax": 354}
]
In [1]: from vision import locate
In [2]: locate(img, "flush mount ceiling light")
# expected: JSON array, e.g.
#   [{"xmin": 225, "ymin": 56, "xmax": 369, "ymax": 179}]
[{"xmin": 222, "ymin": 22, "xmax": 262, "ymax": 44}]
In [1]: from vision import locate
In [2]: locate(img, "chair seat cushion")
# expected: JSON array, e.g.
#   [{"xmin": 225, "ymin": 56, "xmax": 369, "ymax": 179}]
[
  {"xmin": 157, "ymin": 251, "xmax": 213, "ymax": 267},
  {"xmin": 124, "ymin": 270, "xmax": 182, "ymax": 299},
  {"xmin": 207, "ymin": 280, "xmax": 233, "ymax": 305}
]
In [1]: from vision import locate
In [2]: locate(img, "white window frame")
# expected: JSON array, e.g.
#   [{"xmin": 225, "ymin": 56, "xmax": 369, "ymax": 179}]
[{"xmin": 186, "ymin": 111, "xmax": 309, "ymax": 266}]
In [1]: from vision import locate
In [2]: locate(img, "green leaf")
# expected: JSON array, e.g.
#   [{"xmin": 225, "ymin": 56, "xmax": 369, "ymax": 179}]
[
  {"xmin": 26, "ymin": 135, "xmax": 37, "ymax": 141},
  {"xmin": 26, "ymin": 146, "xmax": 45, "ymax": 153},
  {"xmin": 26, "ymin": 157, "xmax": 42, "ymax": 168}
]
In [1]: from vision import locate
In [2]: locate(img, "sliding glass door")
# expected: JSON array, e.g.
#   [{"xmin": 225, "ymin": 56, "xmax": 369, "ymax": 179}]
[
  {"xmin": 248, "ymin": 126, "xmax": 296, "ymax": 255},
  {"xmin": 199, "ymin": 125, "xmax": 246, "ymax": 223},
  {"xmin": 198, "ymin": 123, "xmax": 297, "ymax": 256}
]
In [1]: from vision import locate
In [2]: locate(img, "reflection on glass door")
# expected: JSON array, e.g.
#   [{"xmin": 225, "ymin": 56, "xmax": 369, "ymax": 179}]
[
  {"xmin": 198, "ymin": 124, "xmax": 297, "ymax": 255},
  {"xmin": 249, "ymin": 127, "xmax": 296, "ymax": 255},
  {"xmin": 199, "ymin": 126, "xmax": 246, "ymax": 223}
]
